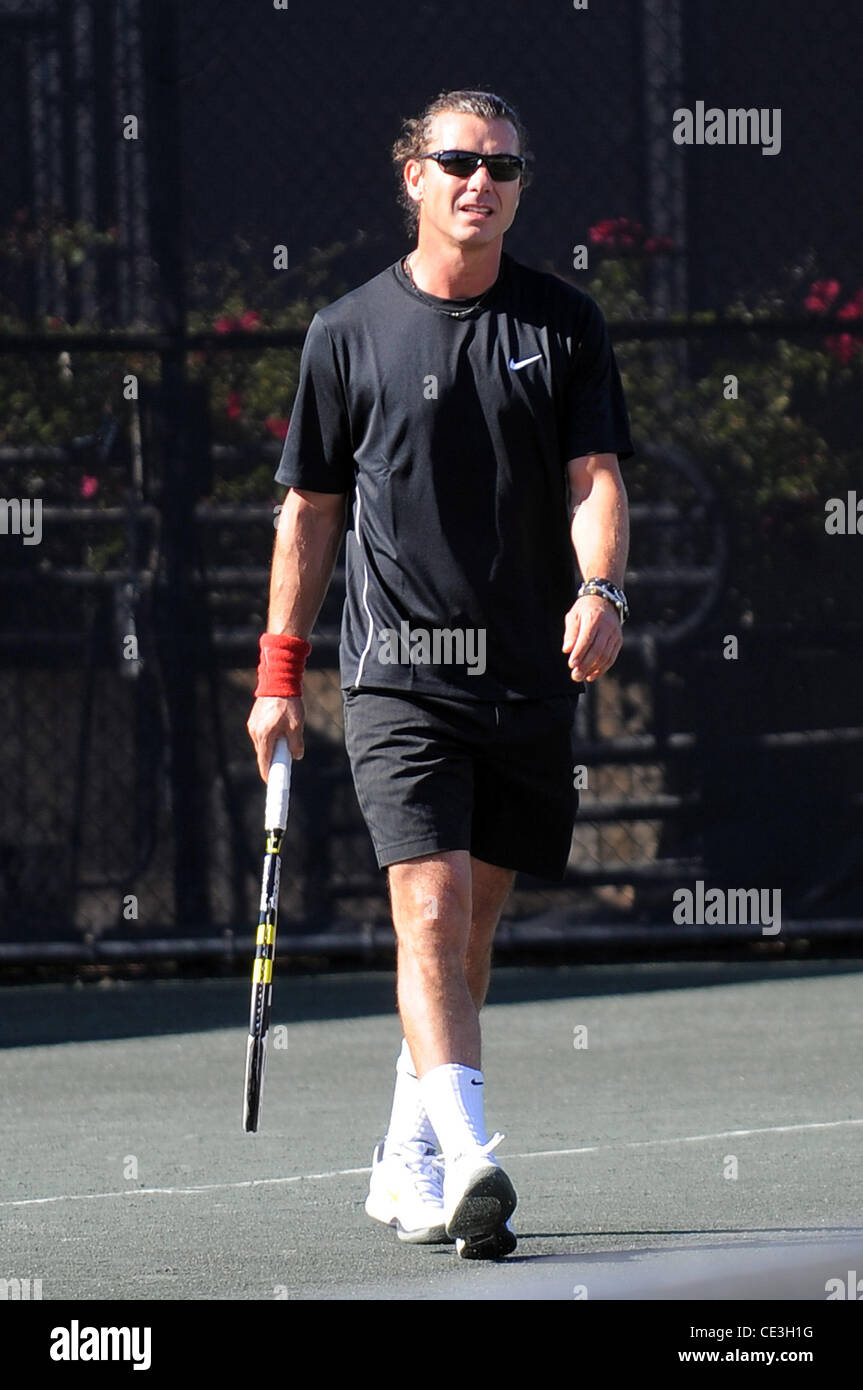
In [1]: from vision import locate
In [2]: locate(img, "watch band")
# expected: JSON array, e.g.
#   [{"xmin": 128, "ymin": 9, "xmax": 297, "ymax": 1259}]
[{"xmin": 577, "ymin": 577, "xmax": 630, "ymax": 624}]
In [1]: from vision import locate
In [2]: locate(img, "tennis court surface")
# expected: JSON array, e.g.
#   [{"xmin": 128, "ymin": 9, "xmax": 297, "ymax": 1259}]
[{"xmin": 1, "ymin": 959, "xmax": 861, "ymax": 1301}]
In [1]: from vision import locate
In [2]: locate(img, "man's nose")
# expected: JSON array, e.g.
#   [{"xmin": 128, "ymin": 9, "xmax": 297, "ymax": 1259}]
[{"xmin": 467, "ymin": 162, "xmax": 494, "ymax": 191}]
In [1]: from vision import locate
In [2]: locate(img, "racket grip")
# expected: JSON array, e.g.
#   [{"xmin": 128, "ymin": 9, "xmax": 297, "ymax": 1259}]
[{"xmin": 265, "ymin": 737, "xmax": 292, "ymax": 830}]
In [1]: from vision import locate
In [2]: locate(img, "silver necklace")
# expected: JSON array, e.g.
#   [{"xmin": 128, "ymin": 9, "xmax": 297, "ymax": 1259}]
[{"xmin": 402, "ymin": 254, "xmax": 494, "ymax": 319}]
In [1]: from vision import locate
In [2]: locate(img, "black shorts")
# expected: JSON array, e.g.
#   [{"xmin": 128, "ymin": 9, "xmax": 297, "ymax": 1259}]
[{"xmin": 342, "ymin": 688, "xmax": 580, "ymax": 880}]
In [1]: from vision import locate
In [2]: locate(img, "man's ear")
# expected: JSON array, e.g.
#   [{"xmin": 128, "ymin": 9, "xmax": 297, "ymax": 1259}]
[{"xmin": 403, "ymin": 159, "xmax": 423, "ymax": 208}]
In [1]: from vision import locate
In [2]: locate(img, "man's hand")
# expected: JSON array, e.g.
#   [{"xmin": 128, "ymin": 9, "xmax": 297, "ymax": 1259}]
[
  {"xmin": 562, "ymin": 594, "xmax": 622, "ymax": 682},
  {"xmin": 247, "ymin": 695, "xmax": 305, "ymax": 782}
]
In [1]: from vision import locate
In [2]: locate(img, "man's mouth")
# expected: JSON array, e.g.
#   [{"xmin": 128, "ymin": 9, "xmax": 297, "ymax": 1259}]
[{"xmin": 459, "ymin": 205, "xmax": 494, "ymax": 217}]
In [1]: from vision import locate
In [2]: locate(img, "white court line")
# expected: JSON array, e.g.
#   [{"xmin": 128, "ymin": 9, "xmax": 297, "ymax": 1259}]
[
  {"xmin": 515, "ymin": 1115, "xmax": 863, "ymax": 1159},
  {"xmin": 0, "ymin": 1168, "xmax": 374, "ymax": 1209},
  {"xmin": 2, "ymin": 1117, "xmax": 861, "ymax": 1211}
]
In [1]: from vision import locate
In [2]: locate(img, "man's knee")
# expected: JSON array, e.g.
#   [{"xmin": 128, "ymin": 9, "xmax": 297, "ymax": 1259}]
[{"xmin": 388, "ymin": 851, "xmax": 472, "ymax": 957}]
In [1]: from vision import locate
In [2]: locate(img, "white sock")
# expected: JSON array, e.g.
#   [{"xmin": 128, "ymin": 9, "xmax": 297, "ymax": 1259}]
[
  {"xmin": 419, "ymin": 1062, "xmax": 488, "ymax": 1161},
  {"xmin": 382, "ymin": 1039, "xmax": 438, "ymax": 1155}
]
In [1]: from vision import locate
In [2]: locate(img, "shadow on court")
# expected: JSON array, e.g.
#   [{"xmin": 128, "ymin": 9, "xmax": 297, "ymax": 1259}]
[
  {"xmin": 2, "ymin": 957, "xmax": 863, "ymax": 1050},
  {"xmin": 415, "ymin": 1231, "xmax": 863, "ymax": 1301}
]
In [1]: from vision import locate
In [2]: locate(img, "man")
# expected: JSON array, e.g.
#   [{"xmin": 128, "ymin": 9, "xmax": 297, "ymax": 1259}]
[{"xmin": 248, "ymin": 89, "xmax": 633, "ymax": 1259}]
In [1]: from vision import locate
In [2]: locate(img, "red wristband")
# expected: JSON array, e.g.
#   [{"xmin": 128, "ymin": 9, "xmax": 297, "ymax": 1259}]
[{"xmin": 254, "ymin": 632, "xmax": 311, "ymax": 698}]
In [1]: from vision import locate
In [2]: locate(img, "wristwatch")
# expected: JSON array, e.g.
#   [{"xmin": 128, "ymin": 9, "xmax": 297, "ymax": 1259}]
[{"xmin": 577, "ymin": 577, "xmax": 629, "ymax": 625}]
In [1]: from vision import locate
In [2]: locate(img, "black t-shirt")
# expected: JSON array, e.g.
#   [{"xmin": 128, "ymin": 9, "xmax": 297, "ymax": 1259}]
[{"xmin": 275, "ymin": 252, "xmax": 634, "ymax": 700}]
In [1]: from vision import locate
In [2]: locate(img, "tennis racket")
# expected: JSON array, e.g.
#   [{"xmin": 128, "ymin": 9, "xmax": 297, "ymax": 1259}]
[{"xmin": 243, "ymin": 736, "xmax": 292, "ymax": 1133}]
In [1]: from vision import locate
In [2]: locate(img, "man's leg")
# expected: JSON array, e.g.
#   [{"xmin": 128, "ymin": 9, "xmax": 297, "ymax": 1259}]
[
  {"xmin": 379, "ymin": 855, "xmax": 513, "ymax": 1153},
  {"xmin": 388, "ymin": 852, "xmax": 514, "ymax": 1071},
  {"xmin": 388, "ymin": 849, "xmax": 476, "ymax": 1074},
  {"xmin": 464, "ymin": 856, "xmax": 516, "ymax": 1011},
  {"xmin": 365, "ymin": 848, "xmax": 469, "ymax": 1244},
  {"xmin": 387, "ymin": 850, "xmax": 517, "ymax": 1244}
]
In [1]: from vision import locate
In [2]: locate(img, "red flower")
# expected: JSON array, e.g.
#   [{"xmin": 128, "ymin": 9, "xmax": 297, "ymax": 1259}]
[
  {"xmin": 589, "ymin": 219, "xmax": 618, "ymax": 246},
  {"xmin": 588, "ymin": 217, "xmax": 646, "ymax": 253},
  {"xmin": 804, "ymin": 279, "xmax": 840, "ymax": 313},
  {"xmin": 825, "ymin": 335, "xmax": 855, "ymax": 364},
  {"xmin": 825, "ymin": 292, "xmax": 863, "ymax": 362},
  {"xmin": 214, "ymin": 311, "xmax": 261, "ymax": 334},
  {"xmin": 644, "ymin": 235, "xmax": 675, "ymax": 255},
  {"xmin": 265, "ymin": 415, "xmax": 290, "ymax": 441},
  {"xmin": 80, "ymin": 475, "xmax": 99, "ymax": 499},
  {"xmin": 226, "ymin": 390, "xmax": 243, "ymax": 420}
]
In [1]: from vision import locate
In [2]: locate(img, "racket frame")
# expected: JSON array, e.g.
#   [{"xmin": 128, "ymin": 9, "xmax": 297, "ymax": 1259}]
[{"xmin": 243, "ymin": 738, "xmax": 291, "ymax": 1133}]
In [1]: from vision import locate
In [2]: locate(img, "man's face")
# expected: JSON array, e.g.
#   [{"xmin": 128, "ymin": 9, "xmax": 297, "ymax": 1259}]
[{"xmin": 405, "ymin": 112, "xmax": 523, "ymax": 248}]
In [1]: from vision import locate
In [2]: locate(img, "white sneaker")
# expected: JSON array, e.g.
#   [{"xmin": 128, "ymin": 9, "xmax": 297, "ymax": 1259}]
[
  {"xmin": 456, "ymin": 1217, "xmax": 517, "ymax": 1261},
  {"xmin": 443, "ymin": 1133, "xmax": 517, "ymax": 1243},
  {"xmin": 364, "ymin": 1140, "xmax": 450, "ymax": 1244}
]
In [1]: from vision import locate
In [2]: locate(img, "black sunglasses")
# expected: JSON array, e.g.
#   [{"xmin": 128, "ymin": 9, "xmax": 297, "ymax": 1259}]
[{"xmin": 419, "ymin": 149, "xmax": 524, "ymax": 182}]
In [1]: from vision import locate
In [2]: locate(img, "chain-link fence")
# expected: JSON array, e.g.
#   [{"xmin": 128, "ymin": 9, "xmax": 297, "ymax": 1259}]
[{"xmin": 2, "ymin": 0, "xmax": 862, "ymax": 957}]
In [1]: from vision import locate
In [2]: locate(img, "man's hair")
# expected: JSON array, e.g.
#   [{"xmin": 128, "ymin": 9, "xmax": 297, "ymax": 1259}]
[{"xmin": 391, "ymin": 89, "xmax": 533, "ymax": 235}]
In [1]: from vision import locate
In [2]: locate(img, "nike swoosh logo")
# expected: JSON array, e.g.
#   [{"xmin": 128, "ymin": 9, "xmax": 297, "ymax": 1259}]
[
  {"xmin": 508, "ymin": 352, "xmax": 543, "ymax": 371},
  {"xmin": 470, "ymin": 1078, "xmax": 484, "ymax": 1085}
]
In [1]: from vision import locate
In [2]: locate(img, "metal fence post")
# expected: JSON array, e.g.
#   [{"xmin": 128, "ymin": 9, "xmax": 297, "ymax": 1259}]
[{"xmin": 141, "ymin": 0, "xmax": 210, "ymax": 929}]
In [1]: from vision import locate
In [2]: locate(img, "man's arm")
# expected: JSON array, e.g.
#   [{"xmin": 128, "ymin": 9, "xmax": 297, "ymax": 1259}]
[
  {"xmin": 247, "ymin": 487, "xmax": 346, "ymax": 779},
  {"xmin": 562, "ymin": 452, "xmax": 630, "ymax": 683}
]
